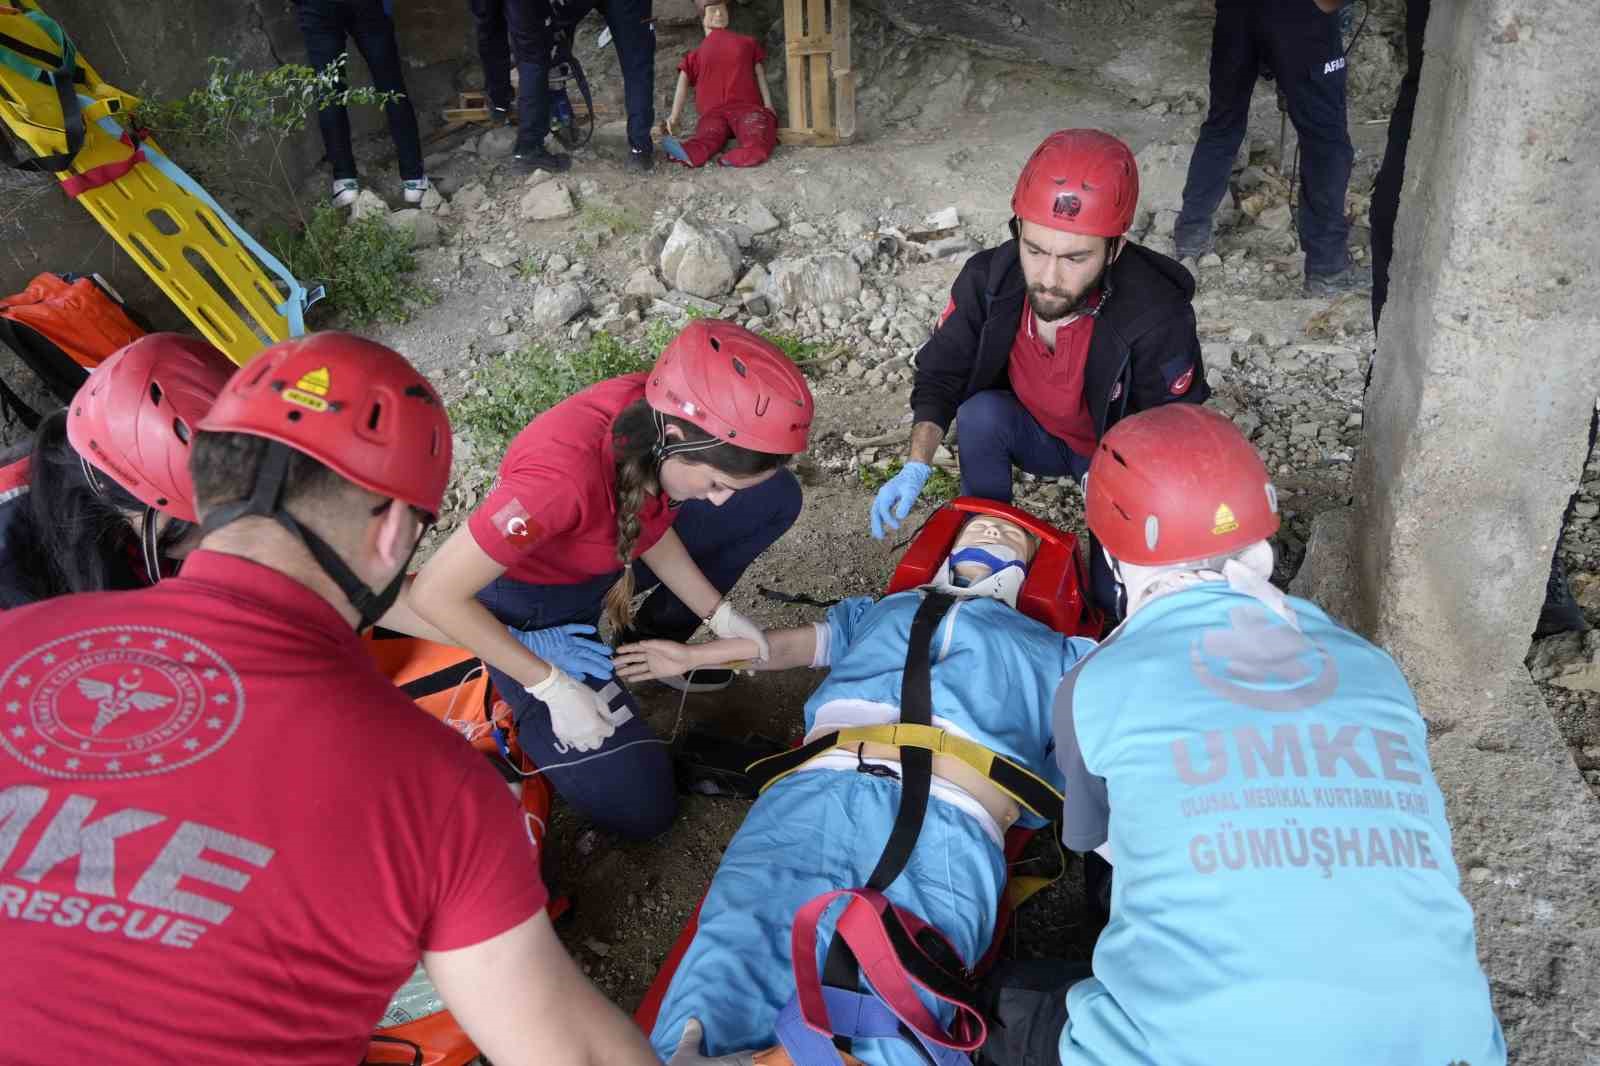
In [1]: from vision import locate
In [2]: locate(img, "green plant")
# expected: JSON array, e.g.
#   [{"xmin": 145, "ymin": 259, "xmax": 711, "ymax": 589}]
[
  {"xmin": 514, "ymin": 254, "xmax": 543, "ymax": 282},
  {"xmin": 271, "ymin": 203, "xmax": 435, "ymax": 325},
  {"xmin": 580, "ymin": 203, "xmax": 645, "ymax": 234},
  {"xmin": 859, "ymin": 460, "xmax": 960, "ymax": 503},
  {"xmin": 453, "ymin": 330, "xmax": 653, "ymax": 455},
  {"xmin": 136, "ymin": 55, "xmax": 397, "ymax": 209}
]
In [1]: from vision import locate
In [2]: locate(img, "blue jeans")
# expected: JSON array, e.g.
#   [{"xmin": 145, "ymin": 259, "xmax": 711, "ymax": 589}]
[
  {"xmin": 955, "ymin": 390, "xmax": 1118, "ymax": 625},
  {"xmin": 558, "ymin": 0, "xmax": 657, "ymax": 151},
  {"xmin": 477, "ymin": 469, "xmax": 803, "ymax": 839},
  {"xmin": 294, "ymin": 0, "xmax": 424, "ymax": 181},
  {"xmin": 1175, "ymin": 0, "xmax": 1353, "ymax": 276},
  {"xmin": 956, "ymin": 390, "xmax": 1090, "ymax": 501}
]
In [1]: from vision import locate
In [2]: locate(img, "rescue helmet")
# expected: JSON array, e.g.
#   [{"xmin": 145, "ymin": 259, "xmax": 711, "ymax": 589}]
[
  {"xmin": 1085, "ymin": 405, "xmax": 1279, "ymax": 566},
  {"xmin": 197, "ymin": 332, "xmax": 452, "ymax": 518},
  {"xmin": 66, "ymin": 333, "xmax": 235, "ymax": 523},
  {"xmin": 1011, "ymin": 129, "xmax": 1139, "ymax": 238},
  {"xmin": 646, "ymin": 318, "xmax": 814, "ymax": 456}
]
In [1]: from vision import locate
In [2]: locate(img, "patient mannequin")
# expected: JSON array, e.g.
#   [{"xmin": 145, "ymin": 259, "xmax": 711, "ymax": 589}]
[{"xmin": 661, "ymin": 0, "xmax": 779, "ymax": 168}]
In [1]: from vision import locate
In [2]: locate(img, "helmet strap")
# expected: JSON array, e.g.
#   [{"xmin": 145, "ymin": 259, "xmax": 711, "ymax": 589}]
[
  {"xmin": 650, "ymin": 407, "xmax": 725, "ymax": 463},
  {"xmin": 141, "ymin": 507, "xmax": 162, "ymax": 585},
  {"xmin": 199, "ymin": 441, "xmax": 423, "ymax": 630}
]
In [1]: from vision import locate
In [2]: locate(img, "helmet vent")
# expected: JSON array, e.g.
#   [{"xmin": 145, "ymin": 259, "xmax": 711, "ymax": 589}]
[
  {"xmin": 172, "ymin": 418, "xmax": 190, "ymax": 445},
  {"xmin": 367, "ymin": 403, "xmax": 383, "ymax": 433},
  {"xmin": 1113, "ymin": 503, "xmax": 1130, "ymax": 521},
  {"xmin": 430, "ymin": 427, "xmax": 441, "ymax": 456},
  {"xmin": 1109, "ymin": 448, "xmax": 1128, "ymax": 467},
  {"xmin": 731, "ymin": 356, "xmax": 747, "ymax": 377},
  {"xmin": 148, "ymin": 382, "xmax": 164, "ymax": 407},
  {"xmin": 709, "ymin": 336, "xmax": 722, "ymax": 352}
]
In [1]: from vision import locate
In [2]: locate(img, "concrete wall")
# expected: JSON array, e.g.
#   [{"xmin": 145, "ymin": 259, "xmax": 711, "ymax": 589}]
[{"xmin": 1299, "ymin": 1, "xmax": 1600, "ymax": 1058}]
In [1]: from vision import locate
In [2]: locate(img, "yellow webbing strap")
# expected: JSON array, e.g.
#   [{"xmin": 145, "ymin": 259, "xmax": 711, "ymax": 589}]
[{"xmin": 747, "ymin": 723, "xmax": 1064, "ymax": 825}]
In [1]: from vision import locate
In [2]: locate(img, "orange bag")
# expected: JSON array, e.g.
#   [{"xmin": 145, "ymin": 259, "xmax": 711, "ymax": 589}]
[{"xmin": 0, "ymin": 271, "xmax": 145, "ymax": 428}]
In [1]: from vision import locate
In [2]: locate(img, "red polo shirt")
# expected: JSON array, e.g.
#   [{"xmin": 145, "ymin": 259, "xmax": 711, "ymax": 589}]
[
  {"xmin": 680, "ymin": 29, "xmax": 768, "ymax": 115},
  {"xmin": 0, "ymin": 551, "xmax": 546, "ymax": 1063},
  {"xmin": 468, "ymin": 373, "xmax": 675, "ymax": 586},
  {"xmin": 1007, "ymin": 295, "xmax": 1101, "ymax": 457}
]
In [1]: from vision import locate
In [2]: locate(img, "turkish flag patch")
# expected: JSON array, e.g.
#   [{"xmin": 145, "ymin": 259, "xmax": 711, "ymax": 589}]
[
  {"xmin": 1169, "ymin": 365, "xmax": 1196, "ymax": 395},
  {"xmin": 938, "ymin": 297, "xmax": 956, "ymax": 328},
  {"xmin": 490, "ymin": 498, "xmax": 539, "ymax": 547}
]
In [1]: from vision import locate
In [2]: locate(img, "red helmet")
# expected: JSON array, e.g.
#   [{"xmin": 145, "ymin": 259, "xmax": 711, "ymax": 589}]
[
  {"xmin": 198, "ymin": 332, "xmax": 452, "ymax": 517},
  {"xmin": 66, "ymin": 333, "xmax": 234, "ymax": 523},
  {"xmin": 646, "ymin": 319, "xmax": 814, "ymax": 455},
  {"xmin": 1011, "ymin": 129, "xmax": 1139, "ymax": 238},
  {"xmin": 1086, "ymin": 405, "xmax": 1279, "ymax": 566}
]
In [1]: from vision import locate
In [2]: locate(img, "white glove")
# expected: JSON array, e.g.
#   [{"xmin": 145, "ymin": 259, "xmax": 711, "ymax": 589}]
[
  {"xmin": 706, "ymin": 600, "xmax": 770, "ymax": 661},
  {"xmin": 667, "ymin": 1019, "xmax": 757, "ymax": 1066},
  {"xmin": 525, "ymin": 667, "xmax": 616, "ymax": 753}
]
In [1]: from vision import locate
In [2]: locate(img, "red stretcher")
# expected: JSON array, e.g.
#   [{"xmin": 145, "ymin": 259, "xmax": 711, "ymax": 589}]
[{"xmin": 632, "ymin": 498, "xmax": 1100, "ymax": 1042}]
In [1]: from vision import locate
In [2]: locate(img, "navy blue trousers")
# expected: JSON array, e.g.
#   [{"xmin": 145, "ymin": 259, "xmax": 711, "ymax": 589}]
[
  {"xmin": 478, "ymin": 469, "xmax": 802, "ymax": 839},
  {"xmin": 954, "ymin": 390, "xmax": 1118, "ymax": 625},
  {"xmin": 555, "ymin": 0, "xmax": 657, "ymax": 152},
  {"xmin": 1175, "ymin": 0, "xmax": 1353, "ymax": 277},
  {"xmin": 294, "ymin": 0, "xmax": 424, "ymax": 181}
]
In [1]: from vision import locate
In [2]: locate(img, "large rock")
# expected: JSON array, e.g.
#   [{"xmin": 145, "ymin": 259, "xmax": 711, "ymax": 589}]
[
  {"xmin": 1528, "ymin": 630, "xmax": 1600, "ymax": 692},
  {"xmin": 530, "ymin": 282, "xmax": 589, "ymax": 331},
  {"xmin": 745, "ymin": 197, "xmax": 782, "ymax": 235},
  {"xmin": 350, "ymin": 188, "xmax": 389, "ymax": 222},
  {"xmin": 624, "ymin": 267, "xmax": 667, "ymax": 299},
  {"xmin": 659, "ymin": 214, "xmax": 742, "ymax": 298},
  {"xmin": 1133, "ymin": 141, "xmax": 1192, "ymax": 224},
  {"xmin": 519, "ymin": 181, "xmax": 577, "ymax": 221},
  {"xmin": 476, "ymin": 126, "xmax": 518, "ymax": 159},
  {"xmin": 386, "ymin": 209, "xmax": 440, "ymax": 249},
  {"xmin": 759, "ymin": 255, "xmax": 862, "ymax": 312}
]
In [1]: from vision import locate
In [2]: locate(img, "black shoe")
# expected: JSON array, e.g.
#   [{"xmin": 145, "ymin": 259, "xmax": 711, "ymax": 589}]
[
  {"xmin": 1535, "ymin": 555, "xmax": 1589, "ymax": 638},
  {"xmin": 514, "ymin": 146, "xmax": 572, "ymax": 173},
  {"xmin": 491, "ymin": 105, "xmax": 513, "ymax": 126},
  {"xmin": 1174, "ymin": 236, "xmax": 1214, "ymax": 261},
  {"xmin": 1304, "ymin": 264, "xmax": 1372, "ymax": 297},
  {"xmin": 625, "ymin": 146, "xmax": 654, "ymax": 173}
]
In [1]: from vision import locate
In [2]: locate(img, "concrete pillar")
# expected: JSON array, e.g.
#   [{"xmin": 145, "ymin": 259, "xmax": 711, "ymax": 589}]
[{"xmin": 1297, "ymin": 2, "xmax": 1600, "ymax": 1059}]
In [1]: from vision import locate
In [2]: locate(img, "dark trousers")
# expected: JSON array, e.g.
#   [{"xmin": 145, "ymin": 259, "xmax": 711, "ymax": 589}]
[
  {"xmin": 294, "ymin": 0, "xmax": 424, "ymax": 181},
  {"xmin": 559, "ymin": 0, "xmax": 657, "ymax": 151},
  {"xmin": 975, "ymin": 959, "xmax": 1094, "ymax": 1066},
  {"xmin": 1175, "ymin": 0, "xmax": 1353, "ymax": 277},
  {"xmin": 477, "ymin": 469, "xmax": 802, "ymax": 839},
  {"xmin": 1369, "ymin": 0, "xmax": 1429, "ymax": 329},
  {"xmin": 470, "ymin": 0, "xmax": 517, "ymax": 112},
  {"xmin": 954, "ymin": 390, "xmax": 1117, "ymax": 622}
]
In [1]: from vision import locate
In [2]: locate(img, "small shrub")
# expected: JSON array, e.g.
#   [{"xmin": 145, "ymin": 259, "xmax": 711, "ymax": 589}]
[
  {"xmin": 271, "ymin": 204, "xmax": 436, "ymax": 326},
  {"xmin": 453, "ymin": 331, "xmax": 652, "ymax": 455},
  {"xmin": 859, "ymin": 460, "xmax": 960, "ymax": 503}
]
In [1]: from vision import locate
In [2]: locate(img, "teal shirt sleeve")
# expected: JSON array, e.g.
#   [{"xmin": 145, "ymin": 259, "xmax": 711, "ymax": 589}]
[{"xmin": 823, "ymin": 595, "xmax": 877, "ymax": 660}]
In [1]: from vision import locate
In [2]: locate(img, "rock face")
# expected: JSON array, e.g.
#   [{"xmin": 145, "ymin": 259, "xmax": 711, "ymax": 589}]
[
  {"xmin": 860, "ymin": 0, "xmax": 1169, "ymax": 72},
  {"xmin": 386, "ymin": 209, "xmax": 440, "ymax": 249},
  {"xmin": 1528, "ymin": 630, "xmax": 1600, "ymax": 692},
  {"xmin": 759, "ymin": 255, "xmax": 862, "ymax": 311},
  {"xmin": 1133, "ymin": 141, "xmax": 1192, "ymax": 224},
  {"xmin": 659, "ymin": 215, "xmax": 742, "ymax": 298},
  {"xmin": 519, "ymin": 181, "xmax": 577, "ymax": 221},
  {"xmin": 530, "ymin": 282, "xmax": 589, "ymax": 331}
]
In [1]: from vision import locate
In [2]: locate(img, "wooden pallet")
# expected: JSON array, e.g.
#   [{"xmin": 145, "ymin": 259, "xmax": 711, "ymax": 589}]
[{"xmin": 777, "ymin": 0, "xmax": 854, "ymax": 147}]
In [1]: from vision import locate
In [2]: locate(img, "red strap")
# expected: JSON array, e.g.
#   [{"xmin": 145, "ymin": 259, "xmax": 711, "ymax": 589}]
[
  {"xmin": 60, "ymin": 132, "xmax": 144, "ymax": 199},
  {"xmin": 790, "ymin": 889, "xmax": 986, "ymax": 1053},
  {"xmin": 0, "ymin": 456, "xmax": 30, "ymax": 497}
]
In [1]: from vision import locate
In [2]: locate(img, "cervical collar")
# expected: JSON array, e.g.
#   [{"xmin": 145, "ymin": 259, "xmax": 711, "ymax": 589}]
[
  {"xmin": 1113, "ymin": 540, "xmax": 1296, "ymax": 626},
  {"xmin": 928, "ymin": 544, "xmax": 1030, "ymax": 608}
]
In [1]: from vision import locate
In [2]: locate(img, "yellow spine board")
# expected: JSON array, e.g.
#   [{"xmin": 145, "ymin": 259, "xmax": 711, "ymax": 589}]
[{"xmin": 0, "ymin": 1, "xmax": 290, "ymax": 364}]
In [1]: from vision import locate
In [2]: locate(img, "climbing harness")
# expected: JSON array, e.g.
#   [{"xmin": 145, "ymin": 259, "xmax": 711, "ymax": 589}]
[
  {"xmin": 0, "ymin": 2, "xmax": 318, "ymax": 365},
  {"xmin": 547, "ymin": 16, "xmax": 595, "ymax": 150}
]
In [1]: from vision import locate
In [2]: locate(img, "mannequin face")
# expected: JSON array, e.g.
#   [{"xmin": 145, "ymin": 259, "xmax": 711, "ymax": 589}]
[
  {"xmin": 949, "ymin": 515, "xmax": 1036, "ymax": 583},
  {"xmin": 702, "ymin": 2, "xmax": 729, "ymax": 30}
]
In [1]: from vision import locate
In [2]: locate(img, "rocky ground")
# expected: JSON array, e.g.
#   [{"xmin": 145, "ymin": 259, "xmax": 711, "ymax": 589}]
[
  {"xmin": 5, "ymin": 0, "xmax": 1595, "ymax": 1027},
  {"xmin": 312, "ymin": 5, "xmax": 1599, "ymax": 1013}
]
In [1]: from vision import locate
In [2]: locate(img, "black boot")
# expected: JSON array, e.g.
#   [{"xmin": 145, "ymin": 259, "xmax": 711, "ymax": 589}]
[{"xmin": 1535, "ymin": 553, "xmax": 1588, "ymax": 639}]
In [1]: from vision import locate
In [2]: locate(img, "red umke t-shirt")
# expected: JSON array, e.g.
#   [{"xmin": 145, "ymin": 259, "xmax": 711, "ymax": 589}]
[
  {"xmin": 0, "ymin": 552, "xmax": 546, "ymax": 1063},
  {"xmin": 468, "ymin": 373, "xmax": 675, "ymax": 586},
  {"xmin": 680, "ymin": 28, "xmax": 768, "ymax": 115},
  {"xmin": 1006, "ymin": 297, "xmax": 1101, "ymax": 457}
]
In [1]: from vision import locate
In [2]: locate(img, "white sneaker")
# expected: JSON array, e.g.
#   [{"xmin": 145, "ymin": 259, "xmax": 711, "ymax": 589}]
[
  {"xmin": 402, "ymin": 177, "xmax": 430, "ymax": 205},
  {"xmin": 331, "ymin": 179, "xmax": 360, "ymax": 208}
]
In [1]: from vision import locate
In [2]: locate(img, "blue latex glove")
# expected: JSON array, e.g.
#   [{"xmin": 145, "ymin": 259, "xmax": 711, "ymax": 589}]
[
  {"xmin": 507, "ymin": 623, "xmax": 614, "ymax": 681},
  {"xmin": 870, "ymin": 461, "xmax": 932, "ymax": 540}
]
